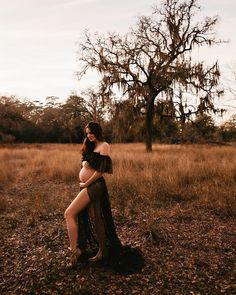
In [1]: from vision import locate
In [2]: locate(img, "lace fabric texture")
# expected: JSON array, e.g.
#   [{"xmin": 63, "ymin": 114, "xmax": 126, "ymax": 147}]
[
  {"xmin": 82, "ymin": 152, "xmax": 113, "ymax": 174},
  {"xmin": 77, "ymin": 152, "xmax": 144, "ymax": 274}
]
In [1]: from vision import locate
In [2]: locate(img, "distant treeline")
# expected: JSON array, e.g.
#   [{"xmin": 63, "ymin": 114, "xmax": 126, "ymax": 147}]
[{"xmin": 0, "ymin": 95, "xmax": 235, "ymax": 144}]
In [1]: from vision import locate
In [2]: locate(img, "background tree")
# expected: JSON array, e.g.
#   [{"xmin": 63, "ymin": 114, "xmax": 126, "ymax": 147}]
[
  {"xmin": 60, "ymin": 94, "xmax": 89, "ymax": 143},
  {"xmin": 0, "ymin": 96, "xmax": 22, "ymax": 143},
  {"xmin": 219, "ymin": 115, "xmax": 236, "ymax": 142},
  {"xmin": 0, "ymin": 96, "xmax": 42, "ymax": 143},
  {"xmin": 81, "ymin": 87, "xmax": 112, "ymax": 123},
  {"xmin": 180, "ymin": 113, "xmax": 216, "ymax": 143},
  {"xmin": 109, "ymin": 99, "xmax": 143, "ymax": 142},
  {"xmin": 77, "ymin": 0, "xmax": 223, "ymax": 151}
]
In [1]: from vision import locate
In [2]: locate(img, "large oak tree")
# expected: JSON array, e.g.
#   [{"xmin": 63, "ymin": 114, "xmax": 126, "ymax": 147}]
[{"xmin": 78, "ymin": 0, "xmax": 223, "ymax": 151}]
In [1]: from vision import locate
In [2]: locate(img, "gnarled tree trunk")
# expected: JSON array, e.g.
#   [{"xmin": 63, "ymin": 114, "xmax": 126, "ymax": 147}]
[{"xmin": 145, "ymin": 97, "xmax": 155, "ymax": 152}]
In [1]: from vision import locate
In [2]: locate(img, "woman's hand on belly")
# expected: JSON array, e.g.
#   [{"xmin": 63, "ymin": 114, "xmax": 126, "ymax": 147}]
[{"xmin": 80, "ymin": 182, "xmax": 86, "ymax": 189}]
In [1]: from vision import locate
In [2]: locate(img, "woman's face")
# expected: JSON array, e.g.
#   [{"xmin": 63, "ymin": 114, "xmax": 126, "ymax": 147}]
[{"xmin": 86, "ymin": 128, "xmax": 96, "ymax": 142}]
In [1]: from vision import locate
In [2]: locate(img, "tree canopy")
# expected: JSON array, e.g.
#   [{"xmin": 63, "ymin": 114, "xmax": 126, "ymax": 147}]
[{"xmin": 77, "ymin": 0, "xmax": 224, "ymax": 151}]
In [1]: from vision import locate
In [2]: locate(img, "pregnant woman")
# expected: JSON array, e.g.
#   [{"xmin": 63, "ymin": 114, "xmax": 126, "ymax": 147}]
[{"xmin": 64, "ymin": 122, "xmax": 144, "ymax": 274}]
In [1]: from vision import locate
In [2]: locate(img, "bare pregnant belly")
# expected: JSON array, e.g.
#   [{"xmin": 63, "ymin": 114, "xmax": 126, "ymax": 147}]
[{"xmin": 79, "ymin": 167, "xmax": 95, "ymax": 182}]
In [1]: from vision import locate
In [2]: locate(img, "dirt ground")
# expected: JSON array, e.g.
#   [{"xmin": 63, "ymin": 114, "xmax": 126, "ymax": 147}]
[{"xmin": 1, "ymin": 180, "xmax": 235, "ymax": 295}]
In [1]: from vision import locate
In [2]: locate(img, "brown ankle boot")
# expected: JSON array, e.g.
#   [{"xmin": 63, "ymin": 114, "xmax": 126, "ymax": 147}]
[
  {"xmin": 69, "ymin": 248, "xmax": 81, "ymax": 266},
  {"xmin": 88, "ymin": 249, "xmax": 103, "ymax": 262}
]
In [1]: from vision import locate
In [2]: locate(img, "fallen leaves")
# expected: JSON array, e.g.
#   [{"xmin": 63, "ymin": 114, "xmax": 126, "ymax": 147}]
[{"xmin": 1, "ymin": 181, "xmax": 235, "ymax": 295}]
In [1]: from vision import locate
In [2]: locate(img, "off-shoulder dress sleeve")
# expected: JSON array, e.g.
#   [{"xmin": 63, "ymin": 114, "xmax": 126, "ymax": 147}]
[{"xmin": 83, "ymin": 152, "xmax": 113, "ymax": 174}]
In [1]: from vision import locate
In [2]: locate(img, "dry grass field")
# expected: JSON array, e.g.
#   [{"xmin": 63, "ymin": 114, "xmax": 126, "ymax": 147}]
[{"xmin": 1, "ymin": 143, "xmax": 235, "ymax": 294}]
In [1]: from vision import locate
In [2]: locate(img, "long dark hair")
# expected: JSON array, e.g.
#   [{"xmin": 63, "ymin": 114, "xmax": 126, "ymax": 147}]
[{"xmin": 81, "ymin": 122, "xmax": 104, "ymax": 156}]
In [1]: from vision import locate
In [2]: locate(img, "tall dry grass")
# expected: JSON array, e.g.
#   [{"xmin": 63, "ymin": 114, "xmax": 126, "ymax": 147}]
[
  {"xmin": 109, "ymin": 144, "xmax": 236, "ymax": 227},
  {"xmin": 0, "ymin": 144, "xmax": 81, "ymax": 183},
  {"xmin": 1, "ymin": 143, "xmax": 235, "ymax": 226}
]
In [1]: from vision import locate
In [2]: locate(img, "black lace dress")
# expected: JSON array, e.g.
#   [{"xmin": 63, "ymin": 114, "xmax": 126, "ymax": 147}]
[{"xmin": 77, "ymin": 151, "xmax": 144, "ymax": 275}]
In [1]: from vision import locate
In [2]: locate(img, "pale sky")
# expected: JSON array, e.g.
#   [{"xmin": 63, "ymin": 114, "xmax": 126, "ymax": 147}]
[{"xmin": 0, "ymin": 0, "xmax": 235, "ymax": 121}]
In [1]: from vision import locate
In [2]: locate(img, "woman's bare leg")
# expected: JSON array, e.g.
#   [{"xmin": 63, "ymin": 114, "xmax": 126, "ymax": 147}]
[{"xmin": 64, "ymin": 188, "xmax": 90, "ymax": 250}]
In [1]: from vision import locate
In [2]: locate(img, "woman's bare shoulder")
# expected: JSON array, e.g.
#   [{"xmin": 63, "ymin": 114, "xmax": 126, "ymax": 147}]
[{"xmin": 99, "ymin": 142, "xmax": 110, "ymax": 155}]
